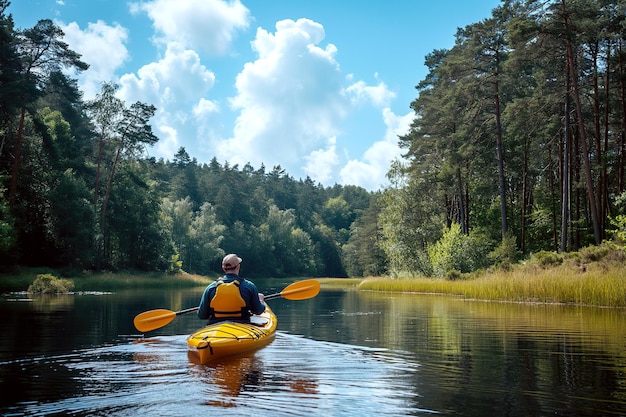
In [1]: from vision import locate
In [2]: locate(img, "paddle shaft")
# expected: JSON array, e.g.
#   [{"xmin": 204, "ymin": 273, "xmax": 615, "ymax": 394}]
[{"xmin": 133, "ymin": 279, "xmax": 319, "ymax": 332}]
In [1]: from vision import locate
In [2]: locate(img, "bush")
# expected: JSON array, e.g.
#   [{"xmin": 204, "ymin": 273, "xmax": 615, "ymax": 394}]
[
  {"xmin": 488, "ymin": 233, "xmax": 520, "ymax": 267},
  {"xmin": 579, "ymin": 244, "xmax": 610, "ymax": 263},
  {"xmin": 28, "ymin": 274, "xmax": 75, "ymax": 294},
  {"xmin": 446, "ymin": 270, "xmax": 463, "ymax": 281},
  {"xmin": 428, "ymin": 223, "xmax": 492, "ymax": 277},
  {"xmin": 531, "ymin": 250, "xmax": 563, "ymax": 268}
]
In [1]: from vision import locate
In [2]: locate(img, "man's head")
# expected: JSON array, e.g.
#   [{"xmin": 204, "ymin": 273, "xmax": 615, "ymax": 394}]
[{"xmin": 222, "ymin": 253, "xmax": 242, "ymax": 272}]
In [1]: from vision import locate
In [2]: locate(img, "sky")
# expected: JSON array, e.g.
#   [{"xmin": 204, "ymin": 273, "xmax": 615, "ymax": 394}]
[{"xmin": 10, "ymin": 0, "xmax": 502, "ymax": 191}]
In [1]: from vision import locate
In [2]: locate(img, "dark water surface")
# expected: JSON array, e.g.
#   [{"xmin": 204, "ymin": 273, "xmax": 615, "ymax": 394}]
[{"xmin": 1, "ymin": 280, "xmax": 626, "ymax": 416}]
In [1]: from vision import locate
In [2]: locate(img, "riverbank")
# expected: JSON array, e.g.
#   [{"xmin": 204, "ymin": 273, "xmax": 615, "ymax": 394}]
[
  {"xmin": 354, "ymin": 260, "xmax": 626, "ymax": 308},
  {"xmin": 0, "ymin": 268, "xmax": 213, "ymax": 293},
  {"xmin": 3, "ymin": 249, "xmax": 625, "ymax": 307}
]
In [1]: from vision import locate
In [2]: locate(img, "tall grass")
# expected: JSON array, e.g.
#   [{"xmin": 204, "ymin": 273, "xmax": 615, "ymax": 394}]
[
  {"xmin": 358, "ymin": 263, "xmax": 626, "ymax": 308},
  {"xmin": 0, "ymin": 268, "xmax": 212, "ymax": 292}
]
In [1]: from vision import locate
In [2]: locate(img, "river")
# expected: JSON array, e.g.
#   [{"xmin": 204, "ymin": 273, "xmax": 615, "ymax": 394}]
[{"xmin": 1, "ymin": 280, "xmax": 625, "ymax": 416}]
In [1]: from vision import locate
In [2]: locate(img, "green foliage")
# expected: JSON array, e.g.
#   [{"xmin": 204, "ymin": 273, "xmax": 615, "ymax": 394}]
[
  {"xmin": 607, "ymin": 214, "xmax": 626, "ymax": 246},
  {"xmin": 49, "ymin": 169, "xmax": 94, "ymax": 268},
  {"xmin": 427, "ymin": 223, "xmax": 492, "ymax": 277},
  {"xmin": 0, "ymin": 183, "xmax": 16, "ymax": 256},
  {"xmin": 168, "ymin": 253, "xmax": 183, "ymax": 274},
  {"xmin": 28, "ymin": 273, "xmax": 74, "ymax": 294},
  {"xmin": 487, "ymin": 233, "xmax": 520, "ymax": 268},
  {"xmin": 378, "ymin": 182, "xmax": 438, "ymax": 277},
  {"xmin": 342, "ymin": 195, "xmax": 387, "ymax": 277},
  {"xmin": 530, "ymin": 250, "xmax": 563, "ymax": 268},
  {"xmin": 578, "ymin": 244, "xmax": 610, "ymax": 263}
]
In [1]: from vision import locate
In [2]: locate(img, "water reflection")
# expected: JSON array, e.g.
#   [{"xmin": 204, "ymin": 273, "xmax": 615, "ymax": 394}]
[{"xmin": 1, "ymin": 287, "xmax": 626, "ymax": 416}]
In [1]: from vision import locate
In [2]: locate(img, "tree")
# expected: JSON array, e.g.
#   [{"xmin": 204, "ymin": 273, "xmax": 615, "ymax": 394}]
[
  {"xmin": 86, "ymin": 82, "xmax": 158, "ymax": 269},
  {"xmin": 0, "ymin": 183, "xmax": 16, "ymax": 263},
  {"xmin": 9, "ymin": 19, "xmax": 88, "ymax": 205},
  {"xmin": 0, "ymin": 0, "xmax": 22, "ymax": 158},
  {"xmin": 48, "ymin": 169, "xmax": 94, "ymax": 268},
  {"xmin": 188, "ymin": 202, "xmax": 226, "ymax": 274},
  {"xmin": 343, "ymin": 194, "xmax": 387, "ymax": 277}
]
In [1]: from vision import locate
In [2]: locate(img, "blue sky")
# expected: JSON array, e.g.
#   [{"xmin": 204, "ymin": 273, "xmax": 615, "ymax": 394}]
[{"xmin": 10, "ymin": 0, "xmax": 501, "ymax": 191}]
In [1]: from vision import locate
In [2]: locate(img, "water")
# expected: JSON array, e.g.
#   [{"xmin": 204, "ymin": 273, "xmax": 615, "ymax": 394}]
[{"xmin": 1, "ymin": 282, "xmax": 626, "ymax": 416}]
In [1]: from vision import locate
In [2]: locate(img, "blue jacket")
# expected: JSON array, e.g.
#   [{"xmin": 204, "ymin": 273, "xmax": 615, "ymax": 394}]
[{"xmin": 197, "ymin": 274, "xmax": 265, "ymax": 320}]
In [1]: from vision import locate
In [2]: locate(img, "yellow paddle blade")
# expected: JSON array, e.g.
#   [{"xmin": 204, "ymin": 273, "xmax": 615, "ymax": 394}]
[
  {"xmin": 277, "ymin": 279, "xmax": 320, "ymax": 300},
  {"xmin": 133, "ymin": 308, "xmax": 176, "ymax": 332}
]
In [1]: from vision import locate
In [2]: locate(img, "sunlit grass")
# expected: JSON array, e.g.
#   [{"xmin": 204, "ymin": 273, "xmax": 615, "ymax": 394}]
[
  {"xmin": 0, "ymin": 267, "xmax": 212, "ymax": 292},
  {"xmin": 318, "ymin": 278, "xmax": 363, "ymax": 287},
  {"xmin": 358, "ymin": 263, "xmax": 626, "ymax": 308},
  {"xmin": 72, "ymin": 271, "xmax": 213, "ymax": 291}
]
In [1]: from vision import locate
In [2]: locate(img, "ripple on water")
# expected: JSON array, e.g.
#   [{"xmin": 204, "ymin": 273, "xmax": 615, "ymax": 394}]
[{"xmin": 1, "ymin": 333, "xmax": 438, "ymax": 417}]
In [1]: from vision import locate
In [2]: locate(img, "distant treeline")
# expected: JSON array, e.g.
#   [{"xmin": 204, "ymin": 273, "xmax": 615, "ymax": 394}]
[{"xmin": 1, "ymin": 1, "xmax": 626, "ymax": 280}]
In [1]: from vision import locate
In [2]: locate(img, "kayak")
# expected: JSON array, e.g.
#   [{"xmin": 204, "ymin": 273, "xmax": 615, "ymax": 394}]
[{"xmin": 186, "ymin": 304, "xmax": 277, "ymax": 364}]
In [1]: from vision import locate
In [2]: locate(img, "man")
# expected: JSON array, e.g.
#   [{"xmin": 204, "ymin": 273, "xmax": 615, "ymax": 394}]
[{"xmin": 197, "ymin": 254, "xmax": 265, "ymax": 323}]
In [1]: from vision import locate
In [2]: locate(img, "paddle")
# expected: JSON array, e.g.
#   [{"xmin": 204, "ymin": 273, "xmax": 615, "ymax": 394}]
[{"xmin": 133, "ymin": 279, "xmax": 320, "ymax": 333}]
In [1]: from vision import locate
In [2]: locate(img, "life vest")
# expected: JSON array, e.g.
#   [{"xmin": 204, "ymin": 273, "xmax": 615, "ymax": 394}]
[{"xmin": 209, "ymin": 279, "xmax": 248, "ymax": 319}]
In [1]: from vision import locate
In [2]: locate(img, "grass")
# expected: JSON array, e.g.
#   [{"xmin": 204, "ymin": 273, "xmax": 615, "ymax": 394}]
[
  {"xmin": 0, "ymin": 267, "xmax": 213, "ymax": 293},
  {"xmin": 357, "ymin": 262, "xmax": 626, "ymax": 308},
  {"xmin": 3, "ymin": 249, "xmax": 625, "ymax": 308}
]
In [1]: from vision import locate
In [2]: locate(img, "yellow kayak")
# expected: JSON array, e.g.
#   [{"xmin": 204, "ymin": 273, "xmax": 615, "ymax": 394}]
[{"xmin": 186, "ymin": 305, "xmax": 278, "ymax": 365}]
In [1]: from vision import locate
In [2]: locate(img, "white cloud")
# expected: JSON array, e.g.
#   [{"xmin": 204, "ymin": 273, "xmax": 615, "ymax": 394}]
[
  {"xmin": 60, "ymin": 20, "xmax": 129, "ymax": 98},
  {"xmin": 193, "ymin": 98, "xmax": 220, "ymax": 118},
  {"xmin": 153, "ymin": 125, "xmax": 179, "ymax": 161},
  {"xmin": 116, "ymin": 42, "xmax": 218, "ymax": 160},
  {"xmin": 222, "ymin": 18, "xmax": 349, "ymax": 174},
  {"xmin": 339, "ymin": 108, "xmax": 413, "ymax": 190},
  {"xmin": 345, "ymin": 80, "xmax": 396, "ymax": 107},
  {"xmin": 130, "ymin": 0, "xmax": 250, "ymax": 55},
  {"xmin": 304, "ymin": 137, "xmax": 340, "ymax": 184},
  {"xmin": 118, "ymin": 42, "xmax": 215, "ymax": 106}
]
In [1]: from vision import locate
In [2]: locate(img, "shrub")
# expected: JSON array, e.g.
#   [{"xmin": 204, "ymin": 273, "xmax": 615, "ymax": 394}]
[
  {"xmin": 488, "ymin": 233, "xmax": 520, "ymax": 266},
  {"xmin": 446, "ymin": 270, "xmax": 463, "ymax": 281},
  {"xmin": 531, "ymin": 250, "xmax": 563, "ymax": 268},
  {"xmin": 428, "ymin": 223, "xmax": 492, "ymax": 277},
  {"xmin": 579, "ymin": 244, "xmax": 610, "ymax": 263},
  {"xmin": 28, "ymin": 274, "xmax": 75, "ymax": 294}
]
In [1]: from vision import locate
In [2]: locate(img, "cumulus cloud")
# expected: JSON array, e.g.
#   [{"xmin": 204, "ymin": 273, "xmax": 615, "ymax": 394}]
[
  {"xmin": 345, "ymin": 79, "xmax": 396, "ymax": 107},
  {"xmin": 117, "ymin": 42, "xmax": 218, "ymax": 159},
  {"xmin": 60, "ymin": 20, "xmax": 129, "ymax": 98},
  {"xmin": 220, "ymin": 18, "xmax": 349, "ymax": 174},
  {"xmin": 339, "ymin": 108, "xmax": 413, "ymax": 190},
  {"xmin": 118, "ymin": 42, "xmax": 215, "ymax": 106},
  {"xmin": 304, "ymin": 137, "xmax": 340, "ymax": 184},
  {"xmin": 130, "ymin": 0, "xmax": 250, "ymax": 55}
]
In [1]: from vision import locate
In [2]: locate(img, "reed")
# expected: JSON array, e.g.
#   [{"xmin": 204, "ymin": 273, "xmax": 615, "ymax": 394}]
[
  {"xmin": 0, "ymin": 268, "xmax": 212, "ymax": 292},
  {"xmin": 72, "ymin": 271, "xmax": 212, "ymax": 291},
  {"xmin": 318, "ymin": 278, "xmax": 363, "ymax": 287},
  {"xmin": 358, "ymin": 264, "xmax": 626, "ymax": 308}
]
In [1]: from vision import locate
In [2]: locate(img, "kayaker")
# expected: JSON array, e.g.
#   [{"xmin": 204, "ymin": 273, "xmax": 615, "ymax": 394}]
[{"xmin": 197, "ymin": 254, "xmax": 266, "ymax": 323}]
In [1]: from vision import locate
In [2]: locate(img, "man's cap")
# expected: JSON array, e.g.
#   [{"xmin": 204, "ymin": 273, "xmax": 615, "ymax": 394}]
[{"xmin": 222, "ymin": 254, "xmax": 242, "ymax": 269}]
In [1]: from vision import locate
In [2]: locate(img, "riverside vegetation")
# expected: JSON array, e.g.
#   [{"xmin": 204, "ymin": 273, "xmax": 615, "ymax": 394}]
[
  {"xmin": 6, "ymin": 243, "xmax": 625, "ymax": 308},
  {"xmin": 356, "ymin": 244, "xmax": 626, "ymax": 308}
]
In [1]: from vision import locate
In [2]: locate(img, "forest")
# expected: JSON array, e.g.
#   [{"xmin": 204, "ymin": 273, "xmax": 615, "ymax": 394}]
[{"xmin": 1, "ymin": 0, "xmax": 626, "ymax": 279}]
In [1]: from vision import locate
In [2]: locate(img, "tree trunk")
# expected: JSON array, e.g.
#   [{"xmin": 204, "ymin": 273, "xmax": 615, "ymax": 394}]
[
  {"xmin": 561, "ymin": 87, "xmax": 571, "ymax": 252},
  {"xmin": 8, "ymin": 106, "xmax": 26, "ymax": 205},
  {"xmin": 456, "ymin": 167, "xmax": 467, "ymax": 234},
  {"xmin": 494, "ymin": 71, "xmax": 507, "ymax": 239},
  {"xmin": 618, "ymin": 39, "xmax": 626, "ymax": 194},
  {"xmin": 562, "ymin": 0, "xmax": 601, "ymax": 245},
  {"xmin": 521, "ymin": 135, "xmax": 528, "ymax": 252}
]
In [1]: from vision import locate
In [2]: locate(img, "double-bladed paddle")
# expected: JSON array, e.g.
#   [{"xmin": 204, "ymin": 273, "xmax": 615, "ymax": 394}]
[{"xmin": 133, "ymin": 279, "xmax": 320, "ymax": 332}]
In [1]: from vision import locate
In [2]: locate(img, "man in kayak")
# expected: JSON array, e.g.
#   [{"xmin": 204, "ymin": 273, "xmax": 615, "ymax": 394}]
[{"xmin": 197, "ymin": 254, "xmax": 266, "ymax": 323}]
